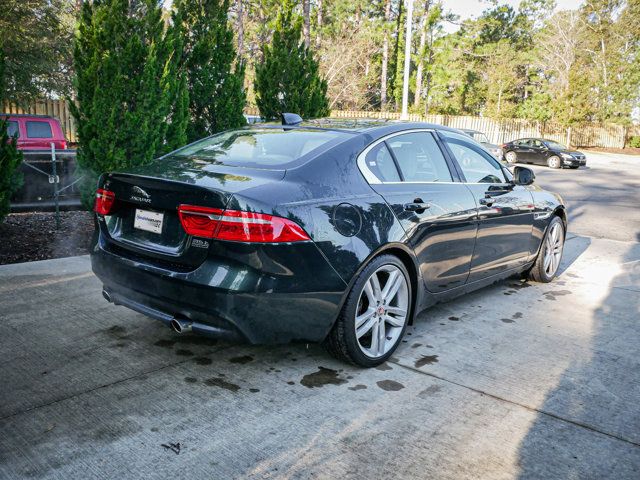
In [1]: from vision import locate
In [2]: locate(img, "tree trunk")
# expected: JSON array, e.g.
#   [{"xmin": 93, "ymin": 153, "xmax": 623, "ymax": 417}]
[
  {"xmin": 316, "ymin": 0, "xmax": 323, "ymax": 48},
  {"xmin": 380, "ymin": 0, "xmax": 392, "ymax": 109},
  {"xmin": 303, "ymin": 0, "xmax": 310, "ymax": 48},
  {"xmin": 236, "ymin": 0, "xmax": 244, "ymax": 56},
  {"xmin": 414, "ymin": 1, "xmax": 430, "ymax": 107}
]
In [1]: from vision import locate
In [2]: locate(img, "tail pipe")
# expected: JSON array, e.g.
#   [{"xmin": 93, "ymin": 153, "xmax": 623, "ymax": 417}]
[{"xmin": 170, "ymin": 317, "xmax": 193, "ymax": 334}]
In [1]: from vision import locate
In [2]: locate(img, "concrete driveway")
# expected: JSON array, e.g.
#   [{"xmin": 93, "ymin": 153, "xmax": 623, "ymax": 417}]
[{"xmin": 1, "ymin": 152, "xmax": 639, "ymax": 479}]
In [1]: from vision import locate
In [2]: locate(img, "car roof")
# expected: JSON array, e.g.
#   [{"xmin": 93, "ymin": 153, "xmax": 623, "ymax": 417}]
[
  {"xmin": 0, "ymin": 113, "xmax": 56, "ymax": 119},
  {"xmin": 253, "ymin": 118, "xmax": 465, "ymax": 140}
]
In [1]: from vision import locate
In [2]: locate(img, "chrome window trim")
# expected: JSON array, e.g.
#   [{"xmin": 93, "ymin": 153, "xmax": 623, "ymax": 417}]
[{"xmin": 357, "ymin": 128, "xmax": 447, "ymax": 185}]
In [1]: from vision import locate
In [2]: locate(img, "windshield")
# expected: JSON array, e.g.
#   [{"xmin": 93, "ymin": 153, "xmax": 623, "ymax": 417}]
[
  {"xmin": 545, "ymin": 140, "xmax": 567, "ymax": 150},
  {"xmin": 465, "ymin": 131, "xmax": 490, "ymax": 144},
  {"xmin": 173, "ymin": 128, "xmax": 349, "ymax": 168}
]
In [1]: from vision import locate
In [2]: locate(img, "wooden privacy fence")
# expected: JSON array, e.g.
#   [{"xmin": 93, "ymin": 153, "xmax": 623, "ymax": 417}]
[
  {"xmin": 4, "ymin": 100, "xmax": 639, "ymax": 149},
  {"xmin": 330, "ymin": 110, "xmax": 640, "ymax": 149}
]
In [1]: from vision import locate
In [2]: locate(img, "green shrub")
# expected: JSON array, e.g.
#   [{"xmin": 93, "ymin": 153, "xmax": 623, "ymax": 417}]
[
  {"xmin": 628, "ymin": 136, "xmax": 640, "ymax": 148},
  {"xmin": 0, "ymin": 45, "xmax": 23, "ymax": 223}
]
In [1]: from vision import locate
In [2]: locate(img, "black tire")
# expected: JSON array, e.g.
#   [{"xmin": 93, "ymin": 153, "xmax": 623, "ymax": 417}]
[
  {"xmin": 547, "ymin": 155, "xmax": 561, "ymax": 169},
  {"xmin": 324, "ymin": 254, "xmax": 412, "ymax": 367},
  {"xmin": 529, "ymin": 216, "xmax": 565, "ymax": 283}
]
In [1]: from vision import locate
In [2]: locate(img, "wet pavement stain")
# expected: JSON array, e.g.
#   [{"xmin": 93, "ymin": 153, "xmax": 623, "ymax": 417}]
[
  {"xmin": 509, "ymin": 281, "xmax": 532, "ymax": 290},
  {"xmin": 287, "ymin": 381, "xmax": 295, "ymax": 385},
  {"xmin": 375, "ymin": 363, "xmax": 392, "ymax": 371},
  {"xmin": 193, "ymin": 357, "xmax": 212, "ymax": 365},
  {"xmin": 543, "ymin": 290, "xmax": 572, "ymax": 300},
  {"xmin": 411, "ymin": 343, "xmax": 422, "ymax": 349},
  {"xmin": 513, "ymin": 312, "xmax": 523, "ymax": 319},
  {"xmin": 184, "ymin": 377, "xmax": 198, "ymax": 383},
  {"xmin": 204, "ymin": 378, "xmax": 241, "ymax": 392},
  {"xmin": 501, "ymin": 318, "xmax": 515, "ymax": 323},
  {"xmin": 348, "ymin": 384, "xmax": 367, "ymax": 391},
  {"xmin": 105, "ymin": 325, "xmax": 127, "ymax": 337},
  {"xmin": 448, "ymin": 316, "xmax": 459, "ymax": 321},
  {"xmin": 175, "ymin": 349, "xmax": 194, "ymax": 357},
  {"xmin": 415, "ymin": 355, "xmax": 439, "ymax": 368},
  {"xmin": 154, "ymin": 339, "xmax": 176, "ymax": 348},
  {"xmin": 300, "ymin": 367, "xmax": 347, "ymax": 388},
  {"xmin": 228, "ymin": 355, "xmax": 254, "ymax": 365},
  {"xmin": 419, "ymin": 385, "xmax": 442, "ymax": 396},
  {"xmin": 249, "ymin": 388, "xmax": 260, "ymax": 393},
  {"xmin": 377, "ymin": 380, "xmax": 404, "ymax": 391}
]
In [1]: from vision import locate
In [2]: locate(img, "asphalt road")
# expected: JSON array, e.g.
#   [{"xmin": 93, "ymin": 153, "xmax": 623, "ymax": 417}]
[{"xmin": 1, "ymin": 152, "xmax": 639, "ymax": 479}]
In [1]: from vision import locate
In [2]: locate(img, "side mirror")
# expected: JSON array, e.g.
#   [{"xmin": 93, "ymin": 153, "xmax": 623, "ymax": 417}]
[{"xmin": 513, "ymin": 166, "xmax": 535, "ymax": 185}]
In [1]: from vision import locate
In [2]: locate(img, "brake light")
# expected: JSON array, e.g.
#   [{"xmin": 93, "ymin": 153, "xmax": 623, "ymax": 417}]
[
  {"xmin": 94, "ymin": 188, "xmax": 116, "ymax": 215},
  {"xmin": 177, "ymin": 205, "xmax": 310, "ymax": 243},
  {"xmin": 177, "ymin": 205, "xmax": 224, "ymax": 238}
]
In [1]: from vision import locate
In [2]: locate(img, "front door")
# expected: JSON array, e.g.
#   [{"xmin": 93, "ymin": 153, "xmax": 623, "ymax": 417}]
[
  {"xmin": 361, "ymin": 130, "xmax": 478, "ymax": 292},
  {"xmin": 439, "ymin": 130, "xmax": 535, "ymax": 282}
]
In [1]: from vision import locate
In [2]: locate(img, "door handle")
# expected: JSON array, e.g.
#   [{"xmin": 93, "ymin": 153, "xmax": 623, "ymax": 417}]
[
  {"xmin": 404, "ymin": 199, "xmax": 431, "ymax": 213},
  {"xmin": 479, "ymin": 197, "xmax": 494, "ymax": 206}
]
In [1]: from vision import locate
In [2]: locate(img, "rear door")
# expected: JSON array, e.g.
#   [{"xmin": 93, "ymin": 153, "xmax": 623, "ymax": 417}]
[
  {"xmin": 439, "ymin": 130, "xmax": 535, "ymax": 281},
  {"xmin": 359, "ymin": 130, "xmax": 478, "ymax": 292}
]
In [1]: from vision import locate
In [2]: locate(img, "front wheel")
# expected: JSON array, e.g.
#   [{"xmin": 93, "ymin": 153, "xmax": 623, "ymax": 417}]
[
  {"xmin": 324, "ymin": 255, "xmax": 411, "ymax": 367},
  {"xmin": 529, "ymin": 216, "xmax": 565, "ymax": 282},
  {"xmin": 547, "ymin": 155, "xmax": 561, "ymax": 169},
  {"xmin": 505, "ymin": 151, "xmax": 518, "ymax": 163}
]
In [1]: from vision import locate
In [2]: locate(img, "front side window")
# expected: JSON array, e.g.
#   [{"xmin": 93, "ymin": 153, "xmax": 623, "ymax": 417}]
[
  {"xmin": 441, "ymin": 131, "xmax": 506, "ymax": 184},
  {"xmin": 6, "ymin": 121, "xmax": 19, "ymax": 138},
  {"xmin": 26, "ymin": 121, "xmax": 53, "ymax": 138},
  {"xmin": 386, "ymin": 132, "xmax": 452, "ymax": 182}
]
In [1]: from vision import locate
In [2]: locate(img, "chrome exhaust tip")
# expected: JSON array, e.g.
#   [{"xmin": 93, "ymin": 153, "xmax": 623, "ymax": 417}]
[
  {"xmin": 170, "ymin": 318, "xmax": 192, "ymax": 334},
  {"xmin": 102, "ymin": 289, "xmax": 112, "ymax": 303}
]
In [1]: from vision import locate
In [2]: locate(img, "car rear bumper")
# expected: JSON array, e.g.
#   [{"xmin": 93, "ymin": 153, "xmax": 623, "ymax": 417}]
[{"xmin": 91, "ymin": 234, "xmax": 348, "ymax": 344}]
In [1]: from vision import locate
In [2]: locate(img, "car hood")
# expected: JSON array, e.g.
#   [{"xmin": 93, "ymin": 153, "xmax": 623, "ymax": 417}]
[{"xmin": 119, "ymin": 154, "xmax": 286, "ymax": 194}]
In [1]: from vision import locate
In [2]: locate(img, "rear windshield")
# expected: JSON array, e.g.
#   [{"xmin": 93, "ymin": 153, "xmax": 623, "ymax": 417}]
[
  {"xmin": 26, "ymin": 121, "xmax": 53, "ymax": 138},
  {"xmin": 173, "ymin": 128, "xmax": 349, "ymax": 168}
]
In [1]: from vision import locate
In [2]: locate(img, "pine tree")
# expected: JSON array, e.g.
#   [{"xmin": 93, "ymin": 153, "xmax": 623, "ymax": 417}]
[
  {"xmin": 0, "ymin": 43, "xmax": 23, "ymax": 223},
  {"xmin": 71, "ymin": 0, "xmax": 187, "ymax": 208},
  {"xmin": 254, "ymin": 0, "xmax": 329, "ymax": 120},
  {"xmin": 175, "ymin": 0, "xmax": 246, "ymax": 142}
]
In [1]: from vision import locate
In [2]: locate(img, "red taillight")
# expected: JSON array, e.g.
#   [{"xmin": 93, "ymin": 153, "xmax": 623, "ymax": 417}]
[
  {"xmin": 94, "ymin": 188, "xmax": 116, "ymax": 215},
  {"xmin": 177, "ymin": 205, "xmax": 310, "ymax": 243},
  {"xmin": 177, "ymin": 205, "xmax": 224, "ymax": 238}
]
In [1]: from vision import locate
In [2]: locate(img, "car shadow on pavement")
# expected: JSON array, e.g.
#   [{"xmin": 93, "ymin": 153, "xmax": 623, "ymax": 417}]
[{"xmin": 516, "ymin": 240, "xmax": 640, "ymax": 478}]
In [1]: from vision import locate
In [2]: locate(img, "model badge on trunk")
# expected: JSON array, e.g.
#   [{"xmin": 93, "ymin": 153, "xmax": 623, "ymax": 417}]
[{"xmin": 130, "ymin": 186, "xmax": 151, "ymax": 203}]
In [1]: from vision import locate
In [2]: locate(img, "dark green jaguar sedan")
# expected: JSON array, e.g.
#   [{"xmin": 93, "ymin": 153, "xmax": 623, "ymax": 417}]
[{"xmin": 92, "ymin": 116, "xmax": 567, "ymax": 367}]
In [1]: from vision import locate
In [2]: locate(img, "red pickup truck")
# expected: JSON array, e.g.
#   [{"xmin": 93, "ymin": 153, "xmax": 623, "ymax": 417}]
[{"xmin": 1, "ymin": 114, "xmax": 67, "ymax": 150}]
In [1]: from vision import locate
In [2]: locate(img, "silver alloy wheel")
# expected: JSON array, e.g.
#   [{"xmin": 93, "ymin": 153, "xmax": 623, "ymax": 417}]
[
  {"xmin": 543, "ymin": 222, "xmax": 564, "ymax": 277},
  {"xmin": 354, "ymin": 264, "xmax": 409, "ymax": 358},
  {"xmin": 506, "ymin": 151, "xmax": 517, "ymax": 163},
  {"xmin": 548, "ymin": 156, "xmax": 560, "ymax": 168}
]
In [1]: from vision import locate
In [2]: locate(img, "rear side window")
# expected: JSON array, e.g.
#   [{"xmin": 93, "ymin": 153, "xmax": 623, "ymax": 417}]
[
  {"xmin": 174, "ymin": 128, "xmax": 349, "ymax": 168},
  {"xmin": 6, "ymin": 121, "xmax": 19, "ymax": 138},
  {"xmin": 26, "ymin": 121, "xmax": 53, "ymax": 138},
  {"xmin": 387, "ymin": 132, "xmax": 452, "ymax": 182},
  {"xmin": 364, "ymin": 142, "xmax": 401, "ymax": 182}
]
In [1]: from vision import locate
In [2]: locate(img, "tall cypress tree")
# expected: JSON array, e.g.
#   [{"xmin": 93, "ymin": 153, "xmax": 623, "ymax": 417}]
[
  {"xmin": 0, "ymin": 43, "xmax": 23, "ymax": 223},
  {"xmin": 175, "ymin": 0, "xmax": 246, "ymax": 142},
  {"xmin": 71, "ymin": 0, "xmax": 187, "ymax": 207},
  {"xmin": 254, "ymin": 0, "xmax": 329, "ymax": 120}
]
